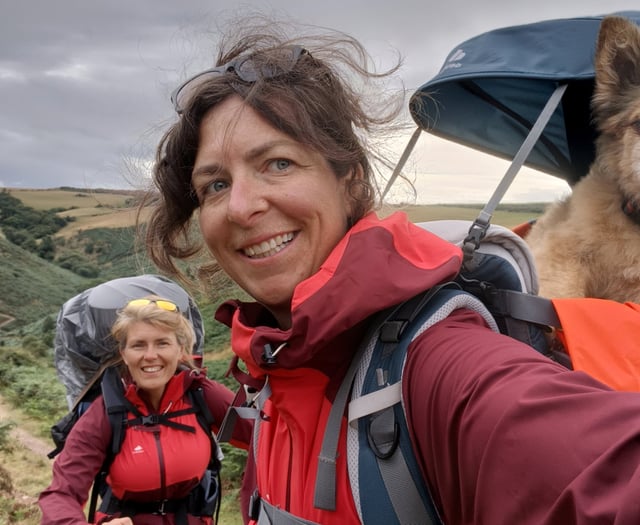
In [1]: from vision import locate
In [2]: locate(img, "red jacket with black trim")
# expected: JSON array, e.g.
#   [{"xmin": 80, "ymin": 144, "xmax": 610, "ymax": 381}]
[
  {"xmin": 217, "ymin": 211, "xmax": 640, "ymax": 525},
  {"xmin": 39, "ymin": 370, "xmax": 251, "ymax": 524}
]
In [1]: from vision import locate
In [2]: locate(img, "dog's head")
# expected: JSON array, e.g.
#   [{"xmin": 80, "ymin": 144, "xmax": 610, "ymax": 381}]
[{"xmin": 591, "ymin": 16, "xmax": 640, "ymax": 202}]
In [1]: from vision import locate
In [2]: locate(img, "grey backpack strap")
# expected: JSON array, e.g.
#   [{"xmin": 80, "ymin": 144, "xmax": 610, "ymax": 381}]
[
  {"xmin": 463, "ymin": 83, "xmax": 568, "ymax": 268},
  {"xmin": 313, "ymin": 313, "xmax": 386, "ymax": 511},
  {"xmin": 257, "ymin": 499, "xmax": 321, "ymax": 525},
  {"xmin": 217, "ymin": 380, "xmax": 271, "ymax": 446}
]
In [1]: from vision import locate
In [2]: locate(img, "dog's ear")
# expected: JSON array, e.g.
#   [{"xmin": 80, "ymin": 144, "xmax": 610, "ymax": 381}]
[{"xmin": 592, "ymin": 16, "xmax": 640, "ymax": 125}]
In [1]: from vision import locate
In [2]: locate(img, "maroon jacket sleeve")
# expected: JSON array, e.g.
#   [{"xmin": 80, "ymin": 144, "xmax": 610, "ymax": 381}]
[
  {"xmin": 38, "ymin": 397, "xmax": 112, "ymax": 524},
  {"xmin": 404, "ymin": 308, "xmax": 640, "ymax": 525}
]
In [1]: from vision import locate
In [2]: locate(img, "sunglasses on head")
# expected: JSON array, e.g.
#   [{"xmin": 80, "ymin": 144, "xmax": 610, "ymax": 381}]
[
  {"xmin": 126, "ymin": 298, "xmax": 180, "ymax": 313},
  {"xmin": 170, "ymin": 45, "xmax": 308, "ymax": 114}
]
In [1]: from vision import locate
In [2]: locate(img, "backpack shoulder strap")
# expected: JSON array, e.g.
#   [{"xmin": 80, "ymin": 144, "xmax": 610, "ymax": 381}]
[
  {"xmin": 242, "ymin": 286, "xmax": 495, "ymax": 525},
  {"xmin": 187, "ymin": 384, "xmax": 224, "ymax": 467},
  {"xmin": 345, "ymin": 285, "xmax": 496, "ymax": 525},
  {"xmin": 86, "ymin": 366, "xmax": 127, "ymax": 522},
  {"xmin": 100, "ymin": 365, "xmax": 133, "ymax": 455},
  {"xmin": 186, "ymin": 382, "xmax": 224, "ymax": 522}
]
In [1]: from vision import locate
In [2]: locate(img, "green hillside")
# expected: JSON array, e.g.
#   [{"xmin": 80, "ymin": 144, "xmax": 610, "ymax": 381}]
[{"xmin": 0, "ymin": 235, "xmax": 92, "ymax": 328}]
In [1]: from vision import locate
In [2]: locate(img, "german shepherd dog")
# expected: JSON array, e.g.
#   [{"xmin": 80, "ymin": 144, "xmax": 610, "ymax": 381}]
[{"xmin": 527, "ymin": 15, "xmax": 640, "ymax": 302}]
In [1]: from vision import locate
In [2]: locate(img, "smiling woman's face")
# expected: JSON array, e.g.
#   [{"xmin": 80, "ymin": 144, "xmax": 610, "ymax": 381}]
[
  {"xmin": 192, "ymin": 96, "xmax": 354, "ymax": 329},
  {"xmin": 120, "ymin": 321, "xmax": 184, "ymax": 409}
]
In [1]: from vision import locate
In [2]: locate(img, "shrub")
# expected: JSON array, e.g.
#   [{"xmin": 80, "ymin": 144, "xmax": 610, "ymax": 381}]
[
  {"xmin": 219, "ymin": 444, "xmax": 248, "ymax": 490},
  {"xmin": 0, "ymin": 466, "xmax": 13, "ymax": 495},
  {"xmin": 0, "ymin": 420, "xmax": 15, "ymax": 453},
  {"xmin": 20, "ymin": 335, "xmax": 48, "ymax": 358}
]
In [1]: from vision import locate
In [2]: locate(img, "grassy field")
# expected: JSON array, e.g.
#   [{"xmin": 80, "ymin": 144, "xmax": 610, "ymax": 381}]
[
  {"xmin": 7, "ymin": 188, "xmax": 149, "ymax": 240},
  {"xmin": 7, "ymin": 188, "xmax": 137, "ymax": 211},
  {"xmin": 379, "ymin": 202, "xmax": 545, "ymax": 228},
  {"xmin": 8, "ymin": 187, "xmax": 547, "ymax": 233},
  {"xmin": 55, "ymin": 207, "xmax": 152, "ymax": 238}
]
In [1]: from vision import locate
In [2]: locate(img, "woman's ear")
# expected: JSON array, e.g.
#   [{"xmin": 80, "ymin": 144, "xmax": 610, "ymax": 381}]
[
  {"xmin": 345, "ymin": 163, "xmax": 364, "ymax": 187},
  {"xmin": 344, "ymin": 163, "xmax": 365, "ymax": 202},
  {"xmin": 352, "ymin": 163, "xmax": 365, "ymax": 182},
  {"xmin": 344, "ymin": 163, "xmax": 370, "ymax": 227}
]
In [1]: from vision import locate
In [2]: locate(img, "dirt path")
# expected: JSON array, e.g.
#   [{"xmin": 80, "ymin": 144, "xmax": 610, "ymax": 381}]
[
  {"xmin": 0, "ymin": 313, "xmax": 15, "ymax": 328},
  {"xmin": 0, "ymin": 396, "xmax": 51, "ymax": 457}
]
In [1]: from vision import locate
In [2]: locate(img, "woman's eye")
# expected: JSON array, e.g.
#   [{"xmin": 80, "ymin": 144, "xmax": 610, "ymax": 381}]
[
  {"xmin": 270, "ymin": 159, "xmax": 291, "ymax": 171},
  {"xmin": 210, "ymin": 179, "xmax": 229, "ymax": 193}
]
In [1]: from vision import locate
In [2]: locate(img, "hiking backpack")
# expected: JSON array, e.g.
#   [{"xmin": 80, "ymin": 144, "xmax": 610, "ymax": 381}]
[{"xmin": 48, "ymin": 274, "xmax": 222, "ymax": 522}]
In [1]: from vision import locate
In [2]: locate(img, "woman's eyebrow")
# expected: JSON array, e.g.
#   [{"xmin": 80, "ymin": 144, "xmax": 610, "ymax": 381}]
[
  {"xmin": 192, "ymin": 163, "xmax": 222, "ymax": 179},
  {"xmin": 192, "ymin": 139, "xmax": 300, "ymax": 178},
  {"xmin": 244, "ymin": 140, "xmax": 297, "ymax": 162}
]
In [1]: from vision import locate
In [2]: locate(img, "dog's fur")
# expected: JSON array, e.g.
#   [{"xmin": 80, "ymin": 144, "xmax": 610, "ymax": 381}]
[{"xmin": 526, "ymin": 15, "xmax": 640, "ymax": 302}]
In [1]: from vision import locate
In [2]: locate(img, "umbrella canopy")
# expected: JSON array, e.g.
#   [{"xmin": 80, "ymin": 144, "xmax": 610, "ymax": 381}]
[
  {"xmin": 409, "ymin": 11, "xmax": 640, "ymax": 185},
  {"xmin": 54, "ymin": 274, "xmax": 205, "ymax": 408}
]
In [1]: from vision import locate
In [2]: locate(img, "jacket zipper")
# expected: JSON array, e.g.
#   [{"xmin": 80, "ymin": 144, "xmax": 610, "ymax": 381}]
[
  {"xmin": 286, "ymin": 425, "xmax": 293, "ymax": 510},
  {"xmin": 153, "ymin": 427, "xmax": 167, "ymax": 510}
]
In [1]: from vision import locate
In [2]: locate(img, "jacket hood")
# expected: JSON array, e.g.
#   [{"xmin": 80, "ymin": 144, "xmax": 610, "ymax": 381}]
[{"xmin": 216, "ymin": 212, "xmax": 462, "ymax": 378}]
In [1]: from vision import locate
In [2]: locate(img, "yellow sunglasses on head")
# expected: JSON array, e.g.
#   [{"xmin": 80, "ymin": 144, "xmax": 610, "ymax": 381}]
[{"xmin": 126, "ymin": 298, "xmax": 180, "ymax": 313}]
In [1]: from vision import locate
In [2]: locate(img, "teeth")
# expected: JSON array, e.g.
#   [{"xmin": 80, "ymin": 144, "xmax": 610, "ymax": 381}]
[
  {"xmin": 142, "ymin": 366, "xmax": 162, "ymax": 372},
  {"xmin": 244, "ymin": 232, "xmax": 294, "ymax": 258}
]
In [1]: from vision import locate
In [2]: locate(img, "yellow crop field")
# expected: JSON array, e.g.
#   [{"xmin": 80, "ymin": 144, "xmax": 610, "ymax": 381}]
[
  {"xmin": 8, "ymin": 188, "xmax": 136, "ymax": 210},
  {"xmin": 56, "ymin": 208, "xmax": 148, "ymax": 237}
]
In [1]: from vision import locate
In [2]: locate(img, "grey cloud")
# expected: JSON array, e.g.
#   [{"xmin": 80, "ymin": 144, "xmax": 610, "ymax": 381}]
[{"xmin": 1, "ymin": 0, "xmax": 639, "ymax": 190}]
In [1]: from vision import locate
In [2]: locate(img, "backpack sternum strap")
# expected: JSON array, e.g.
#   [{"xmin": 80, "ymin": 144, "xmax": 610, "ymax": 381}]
[
  {"xmin": 127, "ymin": 409, "xmax": 198, "ymax": 433},
  {"xmin": 348, "ymin": 382, "xmax": 401, "ymax": 426}
]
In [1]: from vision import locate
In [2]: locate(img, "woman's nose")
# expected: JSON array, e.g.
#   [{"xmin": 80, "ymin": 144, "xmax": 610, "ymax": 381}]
[
  {"xmin": 226, "ymin": 173, "xmax": 268, "ymax": 225},
  {"xmin": 142, "ymin": 346, "xmax": 158, "ymax": 359}
]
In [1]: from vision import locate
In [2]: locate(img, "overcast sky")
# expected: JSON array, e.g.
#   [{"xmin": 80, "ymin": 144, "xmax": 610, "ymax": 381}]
[{"xmin": 2, "ymin": 1, "xmax": 639, "ymax": 204}]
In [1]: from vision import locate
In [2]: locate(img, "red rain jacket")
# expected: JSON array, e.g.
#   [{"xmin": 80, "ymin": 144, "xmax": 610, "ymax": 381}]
[{"xmin": 217, "ymin": 212, "xmax": 640, "ymax": 525}]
